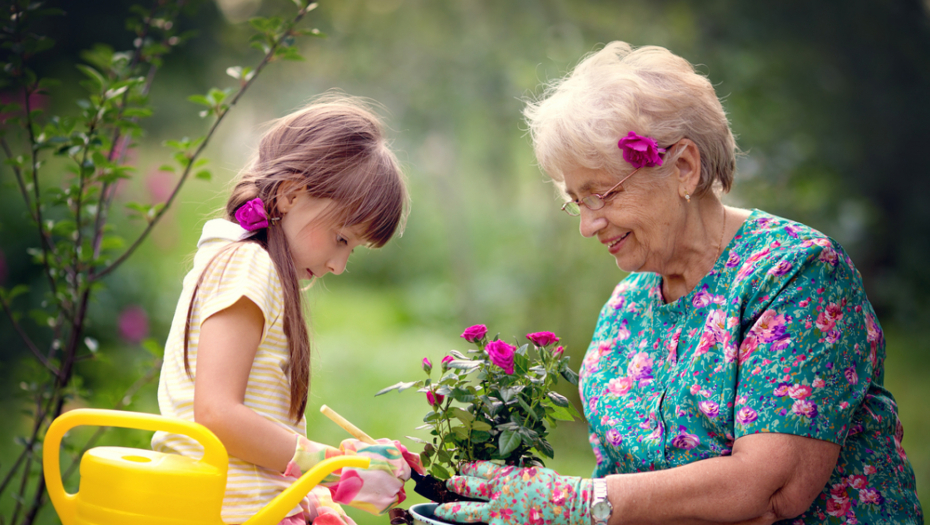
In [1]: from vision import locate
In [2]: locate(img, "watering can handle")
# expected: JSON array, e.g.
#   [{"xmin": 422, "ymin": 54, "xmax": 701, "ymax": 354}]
[
  {"xmin": 43, "ymin": 408, "xmax": 229, "ymax": 525},
  {"xmin": 243, "ymin": 455, "xmax": 371, "ymax": 525}
]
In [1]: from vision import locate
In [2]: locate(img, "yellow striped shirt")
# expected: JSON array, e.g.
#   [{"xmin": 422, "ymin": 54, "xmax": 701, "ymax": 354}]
[{"xmin": 152, "ymin": 219, "xmax": 305, "ymax": 523}]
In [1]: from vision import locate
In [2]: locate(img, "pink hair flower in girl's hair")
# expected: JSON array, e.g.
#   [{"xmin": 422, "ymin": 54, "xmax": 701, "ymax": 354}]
[
  {"xmin": 235, "ymin": 198, "xmax": 269, "ymax": 231},
  {"xmin": 617, "ymin": 131, "xmax": 666, "ymax": 169}
]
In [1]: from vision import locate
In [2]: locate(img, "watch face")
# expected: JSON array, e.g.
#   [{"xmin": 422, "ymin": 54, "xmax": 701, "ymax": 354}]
[{"xmin": 592, "ymin": 499, "xmax": 612, "ymax": 521}]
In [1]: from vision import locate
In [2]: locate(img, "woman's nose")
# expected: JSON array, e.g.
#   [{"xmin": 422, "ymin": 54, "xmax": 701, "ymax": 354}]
[{"xmin": 579, "ymin": 208, "xmax": 608, "ymax": 238}]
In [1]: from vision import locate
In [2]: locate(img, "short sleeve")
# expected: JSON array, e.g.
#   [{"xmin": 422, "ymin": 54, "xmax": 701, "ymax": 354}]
[
  {"xmin": 195, "ymin": 242, "xmax": 283, "ymax": 342},
  {"xmin": 732, "ymin": 240, "xmax": 873, "ymax": 444}
]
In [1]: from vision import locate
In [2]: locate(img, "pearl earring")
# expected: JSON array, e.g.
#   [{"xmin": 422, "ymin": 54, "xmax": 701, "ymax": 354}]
[{"xmin": 684, "ymin": 193, "xmax": 691, "ymax": 202}]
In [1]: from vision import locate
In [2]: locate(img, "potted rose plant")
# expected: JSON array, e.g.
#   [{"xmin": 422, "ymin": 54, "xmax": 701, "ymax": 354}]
[{"xmin": 377, "ymin": 324, "xmax": 581, "ymax": 521}]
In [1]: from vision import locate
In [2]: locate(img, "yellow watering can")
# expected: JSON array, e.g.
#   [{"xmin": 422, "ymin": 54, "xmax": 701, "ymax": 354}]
[{"xmin": 44, "ymin": 409, "xmax": 369, "ymax": 525}]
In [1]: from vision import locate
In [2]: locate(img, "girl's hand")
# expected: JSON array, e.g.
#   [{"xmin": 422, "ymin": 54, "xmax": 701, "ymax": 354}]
[
  {"xmin": 434, "ymin": 461, "xmax": 592, "ymax": 525},
  {"xmin": 287, "ymin": 436, "xmax": 422, "ymax": 515},
  {"xmin": 326, "ymin": 438, "xmax": 415, "ymax": 515}
]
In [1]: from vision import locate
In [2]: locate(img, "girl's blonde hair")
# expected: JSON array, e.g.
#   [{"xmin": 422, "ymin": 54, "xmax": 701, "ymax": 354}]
[
  {"xmin": 185, "ymin": 93, "xmax": 409, "ymax": 421},
  {"xmin": 524, "ymin": 41, "xmax": 736, "ymax": 197}
]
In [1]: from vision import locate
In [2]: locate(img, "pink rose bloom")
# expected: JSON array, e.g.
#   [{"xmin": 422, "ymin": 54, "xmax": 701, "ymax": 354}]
[
  {"xmin": 607, "ymin": 376, "xmax": 633, "ymax": 397},
  {"xmin": 699, "ymin": 401, "xmax": 719, "ymax": 419},
  {"xmin": 460, "ymin": 324, "xmax": 488, "ymax": 343},
  {"xmin": 617, "ymin": 131, "xmax": 666, "ymax": 168},
  {"xmin": 526, "ymin": 331, "xmax": 559, "ymax": 347},
  {"xmin": 792, "ymin": 399, "xmax": 819, "ymax": 418},
  {"xmin": 234, "ymin": 197, "xmax": 269, "ymax": 231},
  {"xmin": 426, "ymin": 391, "xmax": 444, "ymax": 406},
  {"xmin": 486, "ymin": 340, "xmax": 516, "ymax": 374},
  {"xmin": 736, "ymin": 406, "xmax": 758, "ymax": 425},
  {"xmin": 787, "ymin": 384, "xmax": 812, "ymax": 400}
]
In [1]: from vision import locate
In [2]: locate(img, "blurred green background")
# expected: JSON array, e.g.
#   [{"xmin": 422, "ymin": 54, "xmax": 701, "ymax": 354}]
[{"xmin": 2, "ymin": 0, "xmax": 929, "ymax": 523}]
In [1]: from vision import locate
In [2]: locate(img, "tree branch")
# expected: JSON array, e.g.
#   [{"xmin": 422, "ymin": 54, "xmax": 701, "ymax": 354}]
[
  {"xmin": 0, "ymin": 295, "xmax": 59, "ymax": 374},
  {"xmin": 93, "ymin": 5, "xmax": 314, "ymax": 281}
]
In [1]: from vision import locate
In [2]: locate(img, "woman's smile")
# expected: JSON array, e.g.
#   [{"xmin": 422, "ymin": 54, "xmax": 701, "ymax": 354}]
[{"xmin": 604, "ymin": 231, "xmax": 631, "ymax": 254}]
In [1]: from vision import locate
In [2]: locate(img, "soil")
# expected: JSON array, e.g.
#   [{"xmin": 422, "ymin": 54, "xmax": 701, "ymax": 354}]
[{"xmin": 411, "ymin": 471, "xmax": 483, "ymax": 503}]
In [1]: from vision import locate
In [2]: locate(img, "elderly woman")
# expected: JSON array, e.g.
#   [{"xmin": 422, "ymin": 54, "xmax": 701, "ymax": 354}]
[{"xmin": 435, "ymin": 42, "xmax": 922, "ymax": 524}]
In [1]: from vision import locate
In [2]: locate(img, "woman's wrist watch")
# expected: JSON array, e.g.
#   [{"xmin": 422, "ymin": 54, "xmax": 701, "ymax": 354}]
[{"xmin": 590, "ymin": 478, "xmax": 613, "ymax": 525}]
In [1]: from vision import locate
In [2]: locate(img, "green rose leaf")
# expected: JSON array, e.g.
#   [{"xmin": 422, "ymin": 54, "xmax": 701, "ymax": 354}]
[
  {"xmin": 498, "ymin": 429, "xmax": 521, "ymax": 456},
  {"xmin": 546, "ymin": 391, "xmax": 570, "ymax": 407}
]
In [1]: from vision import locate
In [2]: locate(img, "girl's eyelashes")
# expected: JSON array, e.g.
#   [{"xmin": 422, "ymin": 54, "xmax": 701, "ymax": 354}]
[{"xmin": 337, "ymin": 235, "xmax": 348, "ymax": 246}]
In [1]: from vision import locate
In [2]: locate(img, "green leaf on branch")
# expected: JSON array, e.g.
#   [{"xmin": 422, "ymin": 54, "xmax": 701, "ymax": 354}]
[
  {"xmin": 498, "ymin": 429, "xmax": 521, "ymax": 456},
  {"xmin": 430, "ymin": 463, "xmax": 450, "ymax": 480},
  {"xmin": 374, "ymin": 381, "xmax": 419, "ymax": 396},
  {"xmin": 546, "ymin": 391, "xmax": 569, "ymax": 407},
  {"xmin": 75, "ymin": 65, "xmax": 105, "ymax": 92},
  {"xmin": 194, "ymin": 170, "xmax": 211, "ymax": 181}
]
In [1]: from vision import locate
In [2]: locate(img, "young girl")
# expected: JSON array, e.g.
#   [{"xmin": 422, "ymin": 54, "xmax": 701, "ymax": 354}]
[{"xmin": 152, "ymin": 95, "xmax": 418, "ymax": 525}]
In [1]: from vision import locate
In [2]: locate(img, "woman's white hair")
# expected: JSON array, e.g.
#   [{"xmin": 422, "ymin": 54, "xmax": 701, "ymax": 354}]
[{"xmin": 524, "ymin": 41, "xmax": 736, "ymax": 197}]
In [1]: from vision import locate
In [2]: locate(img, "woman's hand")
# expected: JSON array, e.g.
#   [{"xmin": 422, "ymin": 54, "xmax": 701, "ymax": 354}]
[{"xmin": 434, "ymin": 461, "xmax": 592, "ymax": 525}]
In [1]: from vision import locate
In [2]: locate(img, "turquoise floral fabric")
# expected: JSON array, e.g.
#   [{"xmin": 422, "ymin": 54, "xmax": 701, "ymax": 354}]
[{"xmin": 579, "ymin": 210, "xmax": 922, "ymax": 524}]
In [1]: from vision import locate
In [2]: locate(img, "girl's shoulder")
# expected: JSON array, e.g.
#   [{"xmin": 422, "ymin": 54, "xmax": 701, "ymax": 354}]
[{"xmin": 196, "ymin": 239, "xmax": 281, "ymax": 293}]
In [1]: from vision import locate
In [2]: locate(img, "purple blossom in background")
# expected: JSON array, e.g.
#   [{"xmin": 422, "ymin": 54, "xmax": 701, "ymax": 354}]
[{"xmin": 118, "ymin": 306, "xmax": 149, "ymax": 343}]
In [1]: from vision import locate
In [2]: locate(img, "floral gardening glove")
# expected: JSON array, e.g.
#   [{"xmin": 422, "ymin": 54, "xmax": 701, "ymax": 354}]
[
  {"xmin": 303, "ymin": 486, "xmax": 357, "ymax": 525},
  {"xmin": 286, "ymin": 436, "xmax": 422, "ymax": 515},
  {"xmin": 434, "ymin": 461, "xmax": 593, "ymax": 525},
  {"xmin": 286, "ymin": 436, "xmax": 345, "ymax": 484},
  {"xmin": 323, "ymin": 438, "xmax": 420, "ymax": 515}
]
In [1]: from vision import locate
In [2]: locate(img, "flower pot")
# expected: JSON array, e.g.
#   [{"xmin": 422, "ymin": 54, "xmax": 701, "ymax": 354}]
[{"xmin": 408, "ymin": 503, "xmax": 448, "ymax": 525}]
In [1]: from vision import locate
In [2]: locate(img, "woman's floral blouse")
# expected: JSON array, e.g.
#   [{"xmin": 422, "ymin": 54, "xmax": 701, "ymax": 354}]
[{"xmin": 580, "ymin": 210, "xmax": 922, "ymax": 524}]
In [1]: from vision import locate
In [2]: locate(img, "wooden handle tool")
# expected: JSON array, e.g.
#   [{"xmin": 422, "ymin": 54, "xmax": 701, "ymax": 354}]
[{"xmin": 319, "ymin": 404, "xmax": 377, "ymax": 445}]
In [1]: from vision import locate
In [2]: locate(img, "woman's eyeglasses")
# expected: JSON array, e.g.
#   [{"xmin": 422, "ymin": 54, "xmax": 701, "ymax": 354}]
[{"xmin": 561, "ymin": 167, "xmax": 641, "ymax": 216}]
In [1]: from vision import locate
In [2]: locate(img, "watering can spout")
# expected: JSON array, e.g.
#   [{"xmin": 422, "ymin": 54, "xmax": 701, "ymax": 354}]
[
  {"xmin": 243, "ymin": 455, "xmax": 370, "ymax": 525},
  {"xmin": 43, "ymin": 409, "xmax": 369, "ymax": 525}
]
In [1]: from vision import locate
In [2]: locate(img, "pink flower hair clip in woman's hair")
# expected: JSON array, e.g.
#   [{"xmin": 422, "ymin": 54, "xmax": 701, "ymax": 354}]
[
  {"xmin": 235, "ymin": 197, "xmax": 278, "ymax": 231},
  {"xmin": 618, "ymin": 131, "xmax": 666, "ymax": 169}
]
